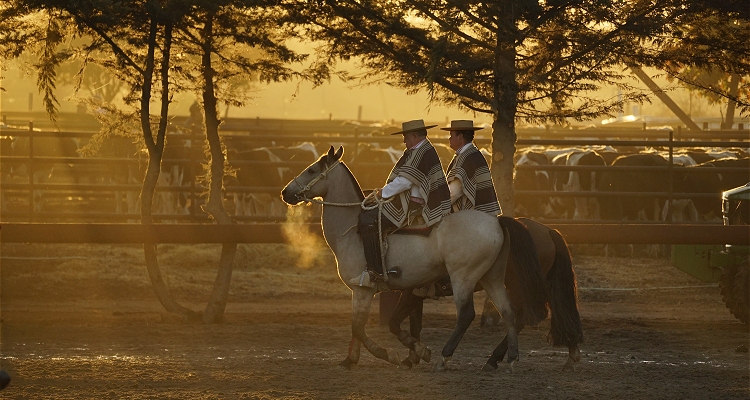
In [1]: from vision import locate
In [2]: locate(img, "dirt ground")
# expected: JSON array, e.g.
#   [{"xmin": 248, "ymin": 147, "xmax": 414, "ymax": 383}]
[{"xmin": 0, "ymin": 242, "xmax": 748, "ymax": 399}]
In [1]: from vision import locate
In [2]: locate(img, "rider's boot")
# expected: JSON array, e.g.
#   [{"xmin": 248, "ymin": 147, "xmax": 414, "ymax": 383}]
[{"xmin": 359, "ymin": 223, "xmax": 384, "ymax": 280}]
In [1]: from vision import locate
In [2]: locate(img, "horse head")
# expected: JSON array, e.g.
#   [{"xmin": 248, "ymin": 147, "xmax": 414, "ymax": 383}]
[{"xmin": 281, "ymin": 145, "xmax": 344, "ymax": 205}]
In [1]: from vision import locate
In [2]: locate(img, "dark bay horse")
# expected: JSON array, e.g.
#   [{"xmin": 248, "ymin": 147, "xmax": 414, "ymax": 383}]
[
  {"xmin": 390, "ymin": 217, "xmax": 584, "ymax": 371},
  {"xmin": 281, "ymin": 147, "xmax": 548, "ymax": 372}
]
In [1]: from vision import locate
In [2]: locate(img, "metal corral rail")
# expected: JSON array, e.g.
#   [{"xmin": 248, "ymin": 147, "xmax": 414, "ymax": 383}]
[
  {"xmin": 1, "ymin": 122, "xmax": 748, "ymax": 223},
  {"xmin": 1, "ymin": 222, "xmax": 748, "ymax": 245}
]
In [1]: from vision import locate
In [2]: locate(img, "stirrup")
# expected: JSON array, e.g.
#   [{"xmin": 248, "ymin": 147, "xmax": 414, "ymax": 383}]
[{"xmin": 348, "ymin": 271, "xmax": 377, "ymax": 288}]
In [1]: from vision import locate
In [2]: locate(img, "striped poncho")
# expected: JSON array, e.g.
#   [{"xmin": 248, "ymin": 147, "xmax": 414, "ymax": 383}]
[
  {"xmin": 382, "ymin": 139, "xmax": 451, "ymax": 227},
  {"xmin": 446, "ymin": 144, "xmax": 501, "ymax": 215}
]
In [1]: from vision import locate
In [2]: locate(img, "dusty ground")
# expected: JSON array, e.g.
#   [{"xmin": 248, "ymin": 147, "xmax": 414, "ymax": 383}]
[{"xmin": 0, "ymin": 242, "xmax": 748, "ymax": 399}]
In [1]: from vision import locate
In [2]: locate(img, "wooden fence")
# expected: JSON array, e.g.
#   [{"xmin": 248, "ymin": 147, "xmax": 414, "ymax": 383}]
[{"xmin": 1, "ymin": 118, "xmax": 748, "ymax": 223}]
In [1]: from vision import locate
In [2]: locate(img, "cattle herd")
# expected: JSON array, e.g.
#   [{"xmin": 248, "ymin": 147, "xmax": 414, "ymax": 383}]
[
  {"xmin": 1, "ymin": 121, "xmax": 748, "ymax": 228},
  {"xmin": 515, "ymin": 145, "xmax": 749, "ymax": 224}
]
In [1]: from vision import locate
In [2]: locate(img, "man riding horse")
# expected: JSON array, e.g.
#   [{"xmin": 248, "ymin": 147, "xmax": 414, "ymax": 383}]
[
  {"xmin": 354, "ymin": 119, "xmax": 451, "ymax": 286},
  {"xmin": 414, "ymin": 119, "xmax": 501, "ymax": 298},
  {"xmin": 444, "ymin": 120, "xmax": 501, "ymax": 215}
]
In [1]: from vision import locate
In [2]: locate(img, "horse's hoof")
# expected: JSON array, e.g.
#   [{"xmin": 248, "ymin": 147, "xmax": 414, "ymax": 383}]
[
  {"xmin": 433, "ymin": 356, "xmax": 450, "ymax": 372},
  {"xmin": 387, "ymin": 349, "xmax": 401, "ymax": 366},
  {"xmin": 0, "ymin": 371, "xmax": 10, "ymax": 390},
  {"xmin": 570, "ymin": 347, "xmax": 582, "ymax": 363},
  {"xmin": 414, "ymin": 343, "xmax": 432, "ymax": 363},
  {"xmin": 561, "ymin": 359, "xmax": 576, "ymax": 372},
  {"xmin": 407, "ymin": 350, "xmax": 421, "ymax": 365},
  {"xmin": 398, "ymin": 359, "xmax": 413, "ymax": 370},
  {"xmin": 505, "ymin": 360, "xmax": 516, "ymax": 374},
  {"xmin": 481, "ymin": 362, "xmax": 498, "ymax": 372},
  {"xmin": 338, "ymin": 358, "xmax": 354, "ymax": 370}
]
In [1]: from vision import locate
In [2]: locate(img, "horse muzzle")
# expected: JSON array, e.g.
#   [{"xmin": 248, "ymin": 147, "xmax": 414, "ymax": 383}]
[{"xmin": 280, "ymin": 187, "xmax": 304, "ymax": 205}]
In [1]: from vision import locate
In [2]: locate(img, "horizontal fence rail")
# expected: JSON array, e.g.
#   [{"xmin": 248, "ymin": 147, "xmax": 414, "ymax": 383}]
[
  {"xmin": 1, "ymin": 124, "xmax": 748, "ymax": 223},
  {"xmin": 1, "ymin": 223, "xmax": 748, "ymax": 245}
]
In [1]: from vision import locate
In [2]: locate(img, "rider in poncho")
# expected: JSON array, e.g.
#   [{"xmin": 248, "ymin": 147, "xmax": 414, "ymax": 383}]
[
  {"xmin": 354, "ymin": 119, "xmax": 451, "ymax": 285},
  {"xmin": 444, "ymin": 120, "xmax": 501, "ymax": 215}
]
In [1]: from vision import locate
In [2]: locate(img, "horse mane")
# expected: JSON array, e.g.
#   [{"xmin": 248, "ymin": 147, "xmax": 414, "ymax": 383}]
[
  {"xmin": 338, "ymin": 162, "xmax": 365, "ymax": 202},
  {"xmin": 314, "ymin": 153, "xmax": 366, "ymax": 202}
]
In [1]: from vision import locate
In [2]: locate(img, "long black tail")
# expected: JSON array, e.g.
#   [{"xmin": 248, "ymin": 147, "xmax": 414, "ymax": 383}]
[
  {"xmin": 546, "ymin": 229, "xmax": 584, "ymax": 347},
  {"xmin": 498, "ymin": 216, "xmax": 548, "ymax": 326}
]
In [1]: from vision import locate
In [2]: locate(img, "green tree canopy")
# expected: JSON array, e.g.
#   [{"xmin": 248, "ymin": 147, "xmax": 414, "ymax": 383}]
[{"xmin": 289, "ymin": 0, "xmax": 703, "ymax": 213}]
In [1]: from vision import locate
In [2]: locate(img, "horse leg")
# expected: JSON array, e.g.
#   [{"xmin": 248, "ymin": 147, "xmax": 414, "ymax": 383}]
[
  {"xmin": 479, "ymin": 280, "xmax": 519, "ymax": 373},
  {"xmin": 434, "ymin": 285, "xmax": 475, "ymax": 372},
  {"xmin": 387, "ymin": 291, "xmax": 430, "ymax": 369},
  {"xmin": 482, "ymin": 320, "xmax": 526, "ymax": 372},
  {"xmin": 408, "ymin": 295, "xmax": 431, "ymax": 364},
  {"xmin": 563, "ymin": 345, "xmax": 582, "ymax": 372},
  {"xmin": 346, "ymin": 287, "xmax": 401, "ymax": 367},
  {"xmin": 338, "ymin": 337, "xmax": 362, "ymax": 370}
]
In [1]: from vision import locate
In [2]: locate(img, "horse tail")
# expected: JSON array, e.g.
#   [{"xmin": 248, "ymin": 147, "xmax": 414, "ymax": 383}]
[
  {"xmin": 546, "ymin": 228, "xmax": 584, "ymax": 347},
  {"xmin": 497, "ymin": 216, "xmax": 548, "ymax": 326}
]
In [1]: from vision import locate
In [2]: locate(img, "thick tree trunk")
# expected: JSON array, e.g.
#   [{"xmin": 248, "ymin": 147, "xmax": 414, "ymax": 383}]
[
  {"xmin": 140, "ymin": 21, "xmax": 199, "ymax": 321},
  {"xmin": 485, "ymin": 108, "xmax": 518, "ymax": 327},
  {"xmin": 490, "ymin": 117, "xmax": 517, "ymax": 218},
  {"xmin": 200, "ymin": 13, "xmax": 238, "ymax": 324},
  {"xmin": 484, "ymin": 16, "xmax": 519, "ymax": 326}
]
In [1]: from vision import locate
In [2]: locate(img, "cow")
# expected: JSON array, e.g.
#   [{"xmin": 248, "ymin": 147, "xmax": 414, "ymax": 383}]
[
  {"xmin": 156, "ymin": 134, "xmax": 203, "ymax": 218},
  {"xmin": 540, "ymin": 150, "xmax": 607, "ymax": 220},
  {"xmin": 514, "ymin": 149, "xmax": 553, "ymax": 218},
  {"xmin": 346, "ymin": 143, "xmax": 401, "ymax": 190},
  {"xmin": 597, "ymin": 153, "xmax": 677, "ymax": 256},
  {"xmin": 678, "ymin": 157, "xmax": 750, "ymax": 221},
  {"xmin": 224, "ymin": 142, "xmax": 321, "ymax": 219},
  {"xmin": 7, "ymin": 133, "xmax": 83, "ymax": 212},
  {"xmin": 225, "ymin": 147, "xmax": 286, "ymax": 218},
  {"xmin": 598, "ymin": 153, "xmax": 672, "ymax": 222}
]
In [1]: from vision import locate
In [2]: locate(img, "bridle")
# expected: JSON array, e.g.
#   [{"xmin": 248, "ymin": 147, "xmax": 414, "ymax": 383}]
[
  {"xmin": 292, "ymin": 159, "xmax": 389, "ymax": 210},
  {"xmin": 292, "ymin": 160, "xmax": 342, "ymax": 202}
]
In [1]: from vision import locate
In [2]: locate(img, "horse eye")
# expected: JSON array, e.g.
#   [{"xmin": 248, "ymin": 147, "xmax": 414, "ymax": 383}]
[{"xmin": 307, "ymin": 168, "xmax": 315, "ymax": 174}]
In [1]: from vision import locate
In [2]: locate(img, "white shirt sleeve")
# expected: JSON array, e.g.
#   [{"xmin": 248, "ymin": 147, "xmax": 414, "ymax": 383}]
[
  {"xmin": 448, "ymin": 178, "xmax": 464, "ymax": 204},
  {"xmin": 381, "ymin": 176, "xmax": 413, "ymax": 198}
]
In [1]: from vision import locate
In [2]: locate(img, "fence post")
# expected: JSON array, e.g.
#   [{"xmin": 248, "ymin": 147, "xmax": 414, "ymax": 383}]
[
  {"xmin": 353, "ymin": 125, "xmax": 359, "ymax": 152},
  {"xmin": 28, "ymin": 121, "xmax": 35, "ymax": 218},
  {"xmin": 668, "ymin": 130, "xmax": 674, "ymax": 224}
]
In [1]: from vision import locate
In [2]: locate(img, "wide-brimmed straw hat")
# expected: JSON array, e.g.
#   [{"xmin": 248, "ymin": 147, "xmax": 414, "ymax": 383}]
[
  {"xmin": 440, "ymin": 120, "xmax": 484, "ymax": 131},
  {"xmin": 390, "ymin": 119, "xmax": 438, "ymax": 135}
]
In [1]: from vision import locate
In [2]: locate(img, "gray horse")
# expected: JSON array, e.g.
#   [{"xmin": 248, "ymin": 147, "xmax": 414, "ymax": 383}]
[{"xmin": 281, "ymin": 146, "xmax": 546, "ymax": 371}]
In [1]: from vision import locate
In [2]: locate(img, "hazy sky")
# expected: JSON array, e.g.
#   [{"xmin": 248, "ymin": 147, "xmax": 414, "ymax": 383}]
[
  {"xmin": 0, "ymin": 59, "xmax": 487, "ymax": 125},
  {"xmin": 0, "ymin": 58, "xmax": 732, "ymax": 128}
]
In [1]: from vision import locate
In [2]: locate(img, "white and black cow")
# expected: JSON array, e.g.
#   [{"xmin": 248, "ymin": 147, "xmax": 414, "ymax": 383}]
[{"xmin": 548, "ymin": 150, "xmax": 607, "ymax": 220}]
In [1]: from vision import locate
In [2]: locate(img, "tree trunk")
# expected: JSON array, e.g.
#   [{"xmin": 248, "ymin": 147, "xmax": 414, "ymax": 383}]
[
  {"xmin": 722, "ymin": 73, "xmax": 740, "ymax": 130},
  {"xmin": 491, "ymin": 117, "xmax": 517, "ymax": 218},
  {"xmin": 484, "ymin": 14, "xmax": 519, "ymax": 326},
  {"xmin": 140, "ymin": 20, "xmax": 200, "ymax": 322},
  {"xmin": 199, "ymin": 12, "xmax": 238, "ymax": 324}
]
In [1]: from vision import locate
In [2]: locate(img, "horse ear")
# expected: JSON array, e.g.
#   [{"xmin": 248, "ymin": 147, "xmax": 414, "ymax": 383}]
[
  {"xmin": 334, "ymin": 146, "xmax": 344, "ymax": 160},
  {"xmin": 327, "ymin": 146, "xmax": 335, "ymax": 160}
]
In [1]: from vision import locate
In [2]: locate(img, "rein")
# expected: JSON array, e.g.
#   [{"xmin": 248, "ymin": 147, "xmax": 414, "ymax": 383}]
[
  {"xmin": 293, "ymin": 159, "xmax": 393, "ymax": 283},
  {"xmin": 293, "ymin": 160, "xmax": 392, "ymax": 210}
]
